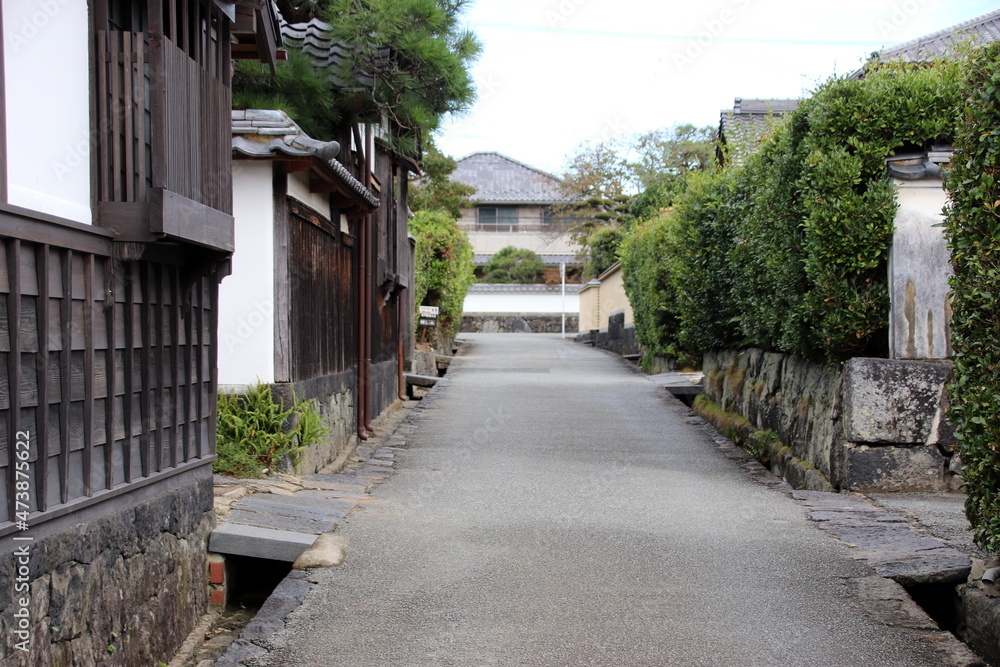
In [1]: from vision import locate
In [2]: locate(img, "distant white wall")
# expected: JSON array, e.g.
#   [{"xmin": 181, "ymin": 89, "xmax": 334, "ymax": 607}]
[
  {"xmin": 219, "ymin": 162, "xmax": 276, "ymax": 385},
  {"xmin": 3, "ymin": 2, "xmax": 92, "ymax": 223},
  {"xmin": 463, "ymin": 292, "xmax": 579, "ymax": 314},
  {"xmin": 288, "ymin": 170, "xmax": 330, "ymax": 219}
]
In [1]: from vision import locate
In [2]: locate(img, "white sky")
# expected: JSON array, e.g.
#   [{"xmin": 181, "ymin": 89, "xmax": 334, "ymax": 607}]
[{"xmin": 435, "ymin": 0, "xmax": 1000, "ymax": 175}]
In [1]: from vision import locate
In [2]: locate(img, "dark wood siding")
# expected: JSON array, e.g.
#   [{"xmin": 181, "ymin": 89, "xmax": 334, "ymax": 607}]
[
  {"xmin": 287, "ymin": 200, "xmax": 357, "ymax": 382},
  {"xmin": 0, "ymin": 211, "xmax": 218, "ymax": 534},
  {"xmin": 94, "ymin": 0, "xmax": 233, "ymax": 220}
]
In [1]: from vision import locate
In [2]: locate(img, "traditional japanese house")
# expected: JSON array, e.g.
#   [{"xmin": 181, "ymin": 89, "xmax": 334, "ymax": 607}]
[
  {"xmin": 0, "ymin": 0, "xmax": 278, "ymax": 662},
  {"xmin": 223, "ymin": 108, "xmax": 413, "ymax": 471}
]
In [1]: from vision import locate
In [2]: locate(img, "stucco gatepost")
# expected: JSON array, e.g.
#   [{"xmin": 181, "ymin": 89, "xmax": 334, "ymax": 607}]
[{"xmin": 887, "ymin": 154, "xmax": 954, "ymax": 361}]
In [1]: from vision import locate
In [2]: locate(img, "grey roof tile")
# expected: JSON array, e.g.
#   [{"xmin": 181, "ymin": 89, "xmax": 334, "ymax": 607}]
[
  {"xmin": 718, "ymin": 98, "xmax": 798, "ymax": 165},
  {"xmin": 452, "ymin": 152, "xmax": 571, "ymax": 204},
  {"xmin": 280, "ymin": 19, "xmax": 361, "ymax": 89},
  {"xmin": 232, "ymin": 109, "xmax": 379, "ymax": 208},
  {"xmin": 467, "ymin": 283, "xmax": 584, "ymax": 294},
  {"xmin": 875, "ymin": 9, "xmax": 1000, "ymax": 63}
]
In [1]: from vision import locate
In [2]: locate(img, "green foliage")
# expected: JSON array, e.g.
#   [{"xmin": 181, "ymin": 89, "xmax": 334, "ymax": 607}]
[
  {"xmin": 215, "ymin": 384, "xmax": 329, "ymax": 478},
  {"xmin": 619, "ymin": 212, "xmax": 682, "ymax": 360},
  {"xmin": 411, "ymin": 209, "xmax": 475, "ymax": 338},
  {"xmin": 409, "ymin": 139, "xmax": 475, "ymax": 218},
  {"xmin": 583, "ymin": 226, "xmax": 624, "ymax": 278},
  {"xmin": 321, "ymin": 0, "xmax": 481, "ymax": 156},
  {"xmin": 619, "ymin": 59, "xmax": 963, "ymax": 363},
  {"xmin": 232, "ymin": 49, "xmax": 338, "ymax": 141},
  {"xmin": 482, "ymin": 246, "xmax": 546, "ymax": 284},
  {"xmin": 943, "ymin": 43, "xmax": 1000, "ymax": 553}
]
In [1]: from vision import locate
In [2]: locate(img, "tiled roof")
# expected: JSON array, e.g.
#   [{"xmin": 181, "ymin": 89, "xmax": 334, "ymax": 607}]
[
  {"xmin": 452, "ymin": 152, "xmax": 571, "ymax": 204},
  {"xmin": 473, "ymin": 253, "xmax": 582, "ymax": 266},
  {"xmin": 718, "ymin": 98, "xmax": 798, "ymax": 166},
  {"xmin": 467, "ymin": 283, "xmax": 584, "ymax": 294},
  {"xmin": 232, "ymin": 109, "xmax": 379, "ymax": 208},
  {"xmin": 280, "ymin": 18, "xmax": 358, "ymax": 88},
  {"xmin": 872, "ymin": 9, "xmax": 1000, "ymax": 64}
]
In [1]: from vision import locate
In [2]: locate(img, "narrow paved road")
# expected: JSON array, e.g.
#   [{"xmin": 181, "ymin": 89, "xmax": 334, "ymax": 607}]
[{"xmin": 258, "ymin": 334, "xmax": 951, "ymax": 666}]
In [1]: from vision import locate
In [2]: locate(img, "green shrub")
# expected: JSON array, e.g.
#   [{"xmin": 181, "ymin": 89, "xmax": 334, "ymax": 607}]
[
  {"xmin": 215, "ymin": 383, "xmax": 329, "ymax": 478},
  {"xmin": 619, "ymin": 59, "xmax": 963, "ymax": 362},
  {"xmin": 482, "ymin": 246, "xmax": 546, "ymax": 283},
  {"xmin": 943, "ymin": 43, "xmax": 1000, "ymax": 553},
  {"xmin": 411, "ymin": 209, "xmax": 475, "ymax": 340}
]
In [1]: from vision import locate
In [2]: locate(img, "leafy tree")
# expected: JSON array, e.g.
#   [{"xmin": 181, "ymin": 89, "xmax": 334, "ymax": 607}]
[
  {"xmin": 322, "ymin": 0, "xmax": 481, "ymax": 155},
  {"xmin": 482, "ymin": 247, "xmax": 546, "ymax": 284},
  {"xmin": 234, "ymin": 0, "xmax": 480, "ymax": 155},
  {"xmin": 409, "ymin": 138, "xmax": 475, "ymax": 218},
  {"xmin": 630, "ymin": 124, "xmax": 716, "ymax": 186},
  {"xmin": 411, "ymin": 209, "xmax": 475, "ymax": 340},
  {"xmin": 583, "ymin": 225, "xmax": 625, "ymax": 277}
]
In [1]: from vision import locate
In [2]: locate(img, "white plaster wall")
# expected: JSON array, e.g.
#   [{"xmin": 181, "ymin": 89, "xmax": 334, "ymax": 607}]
[
  {"xmin": 3, "ymin": 1, "xmax": 92, "ymax": 223},
  {"xmin": 287, "ymin": 171, "xmax": 330, "ymax": 219},
  {"xmin": 889, "ymin": 179, "xmax": 952, "ymax": 360},
  {"xmin": 463, "ymin": 292, "xmax": 579, "ymax": 314},
  {"xmin": 219, "ymin": 162, "xmax": 276, "ymax": 384}
]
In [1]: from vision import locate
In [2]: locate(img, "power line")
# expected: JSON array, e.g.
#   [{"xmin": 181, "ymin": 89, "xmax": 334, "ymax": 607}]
[{"xmin": 468, "ymin": 20, "xmax": 888, "ymax": 48}]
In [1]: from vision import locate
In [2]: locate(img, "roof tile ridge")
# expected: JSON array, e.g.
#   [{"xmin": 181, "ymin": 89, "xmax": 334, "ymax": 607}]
[{"xmin": 879, "ymin": 9, "xmax": 1000, "ymax": 58}]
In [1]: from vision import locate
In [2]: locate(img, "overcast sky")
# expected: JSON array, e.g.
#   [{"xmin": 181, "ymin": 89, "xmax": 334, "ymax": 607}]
[{"xmin": 434, "ymin": 0, "xmax": 999, "ymax": 175}]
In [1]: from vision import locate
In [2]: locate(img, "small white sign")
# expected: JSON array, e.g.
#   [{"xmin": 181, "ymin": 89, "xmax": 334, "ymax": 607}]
[{"xmin": 419, "ymin": 305, "xmax": 440, "ymax": 316}]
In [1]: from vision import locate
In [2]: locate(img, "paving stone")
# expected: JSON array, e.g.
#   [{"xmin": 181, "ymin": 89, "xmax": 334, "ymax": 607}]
[
  {"xmin": 235, "ymin": 496, "xmax": 351, "ymax": 522},
  {"xmin": 223, "ymin": 509, "xmax": 336, "ymax": 535},
  {"xmin": 209, "ymin": 523, "xmax": 317, "ymax": 561}
]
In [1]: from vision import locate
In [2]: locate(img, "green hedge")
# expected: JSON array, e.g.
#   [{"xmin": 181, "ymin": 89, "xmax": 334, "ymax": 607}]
[
  {"xmin": 621, "ymin": 60, "xmax": 962, "ymax": 363},
  {"xmin": 944, "ymin": 43, "xmax": 1000, "ymax": 552},
  {"xmin": 411, "ymin": 209, "xmax": 475, "ymax": 340}
]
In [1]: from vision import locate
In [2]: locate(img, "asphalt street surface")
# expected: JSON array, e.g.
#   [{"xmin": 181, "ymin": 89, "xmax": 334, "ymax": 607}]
[{"xmin": 256, "ymin": 334, "xmax": 954, "ymax": 666}]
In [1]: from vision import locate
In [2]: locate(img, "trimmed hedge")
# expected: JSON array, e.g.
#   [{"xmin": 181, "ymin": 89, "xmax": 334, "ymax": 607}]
[
  {"xmin": 943, "ymin": 43, "xmax": 1000, "ymax": 552},
  {"xmin": 622, "ymin": 60, "xmax": 962, "ymax": 363}
]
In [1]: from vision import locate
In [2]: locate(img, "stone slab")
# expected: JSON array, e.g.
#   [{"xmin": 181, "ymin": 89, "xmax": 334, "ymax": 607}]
[
  {"xmin": 840, "ymin": 357, "xmax": 950, "ymax": 444},
  {"xmin": 231, "ymin": 500, "xmax": 348, "ymax": 526},
  {"xmin": 406, "ymin": 373, "xmax": 439, "ymax": 388},
  {"xmin": 222, "ymin": 509, "xmax": 336, "ymax": 535},
  {"xmin": 237, "ymin": 494, "xmax": 354, "ymax": 517},
  {"xmin": 209, "ymin": 523, "xmax": 317, "ymax": 561}
]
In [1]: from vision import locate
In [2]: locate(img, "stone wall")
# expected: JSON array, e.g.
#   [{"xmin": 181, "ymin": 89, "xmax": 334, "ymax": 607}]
[
  {"xmin": 0, "ymin": 474, "xmax": 214, "ymax": 666},
  {"xmin": 273, "ymin": 372, "xmax": 357, "ymax": 475},
  {"xmin": 703, "ymin": 349, "xmax": 959, "ymax": 492},
  {"xmin": 460, "ymin": 313, "xmax": 579, "ymax": 334},
  {"xmin": 578, "ymin": 312, "xmax": 642, "ymax": 359}
]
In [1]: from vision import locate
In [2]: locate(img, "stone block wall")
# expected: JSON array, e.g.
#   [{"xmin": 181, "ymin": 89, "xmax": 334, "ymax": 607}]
[
  {"xmin": 703, "ymin": 349, "xmax": 959, "ymax": 492},
  {"xmin": 460, "ymin": 313, "xmax": 579, "ymax": 334},
  {"xmin": 0, "ymin": 475, "xmax": 214, "ymax": 666},
  {"xmin": 272, "ymin": 372, "xmax": 357, "ymax": 476}
]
